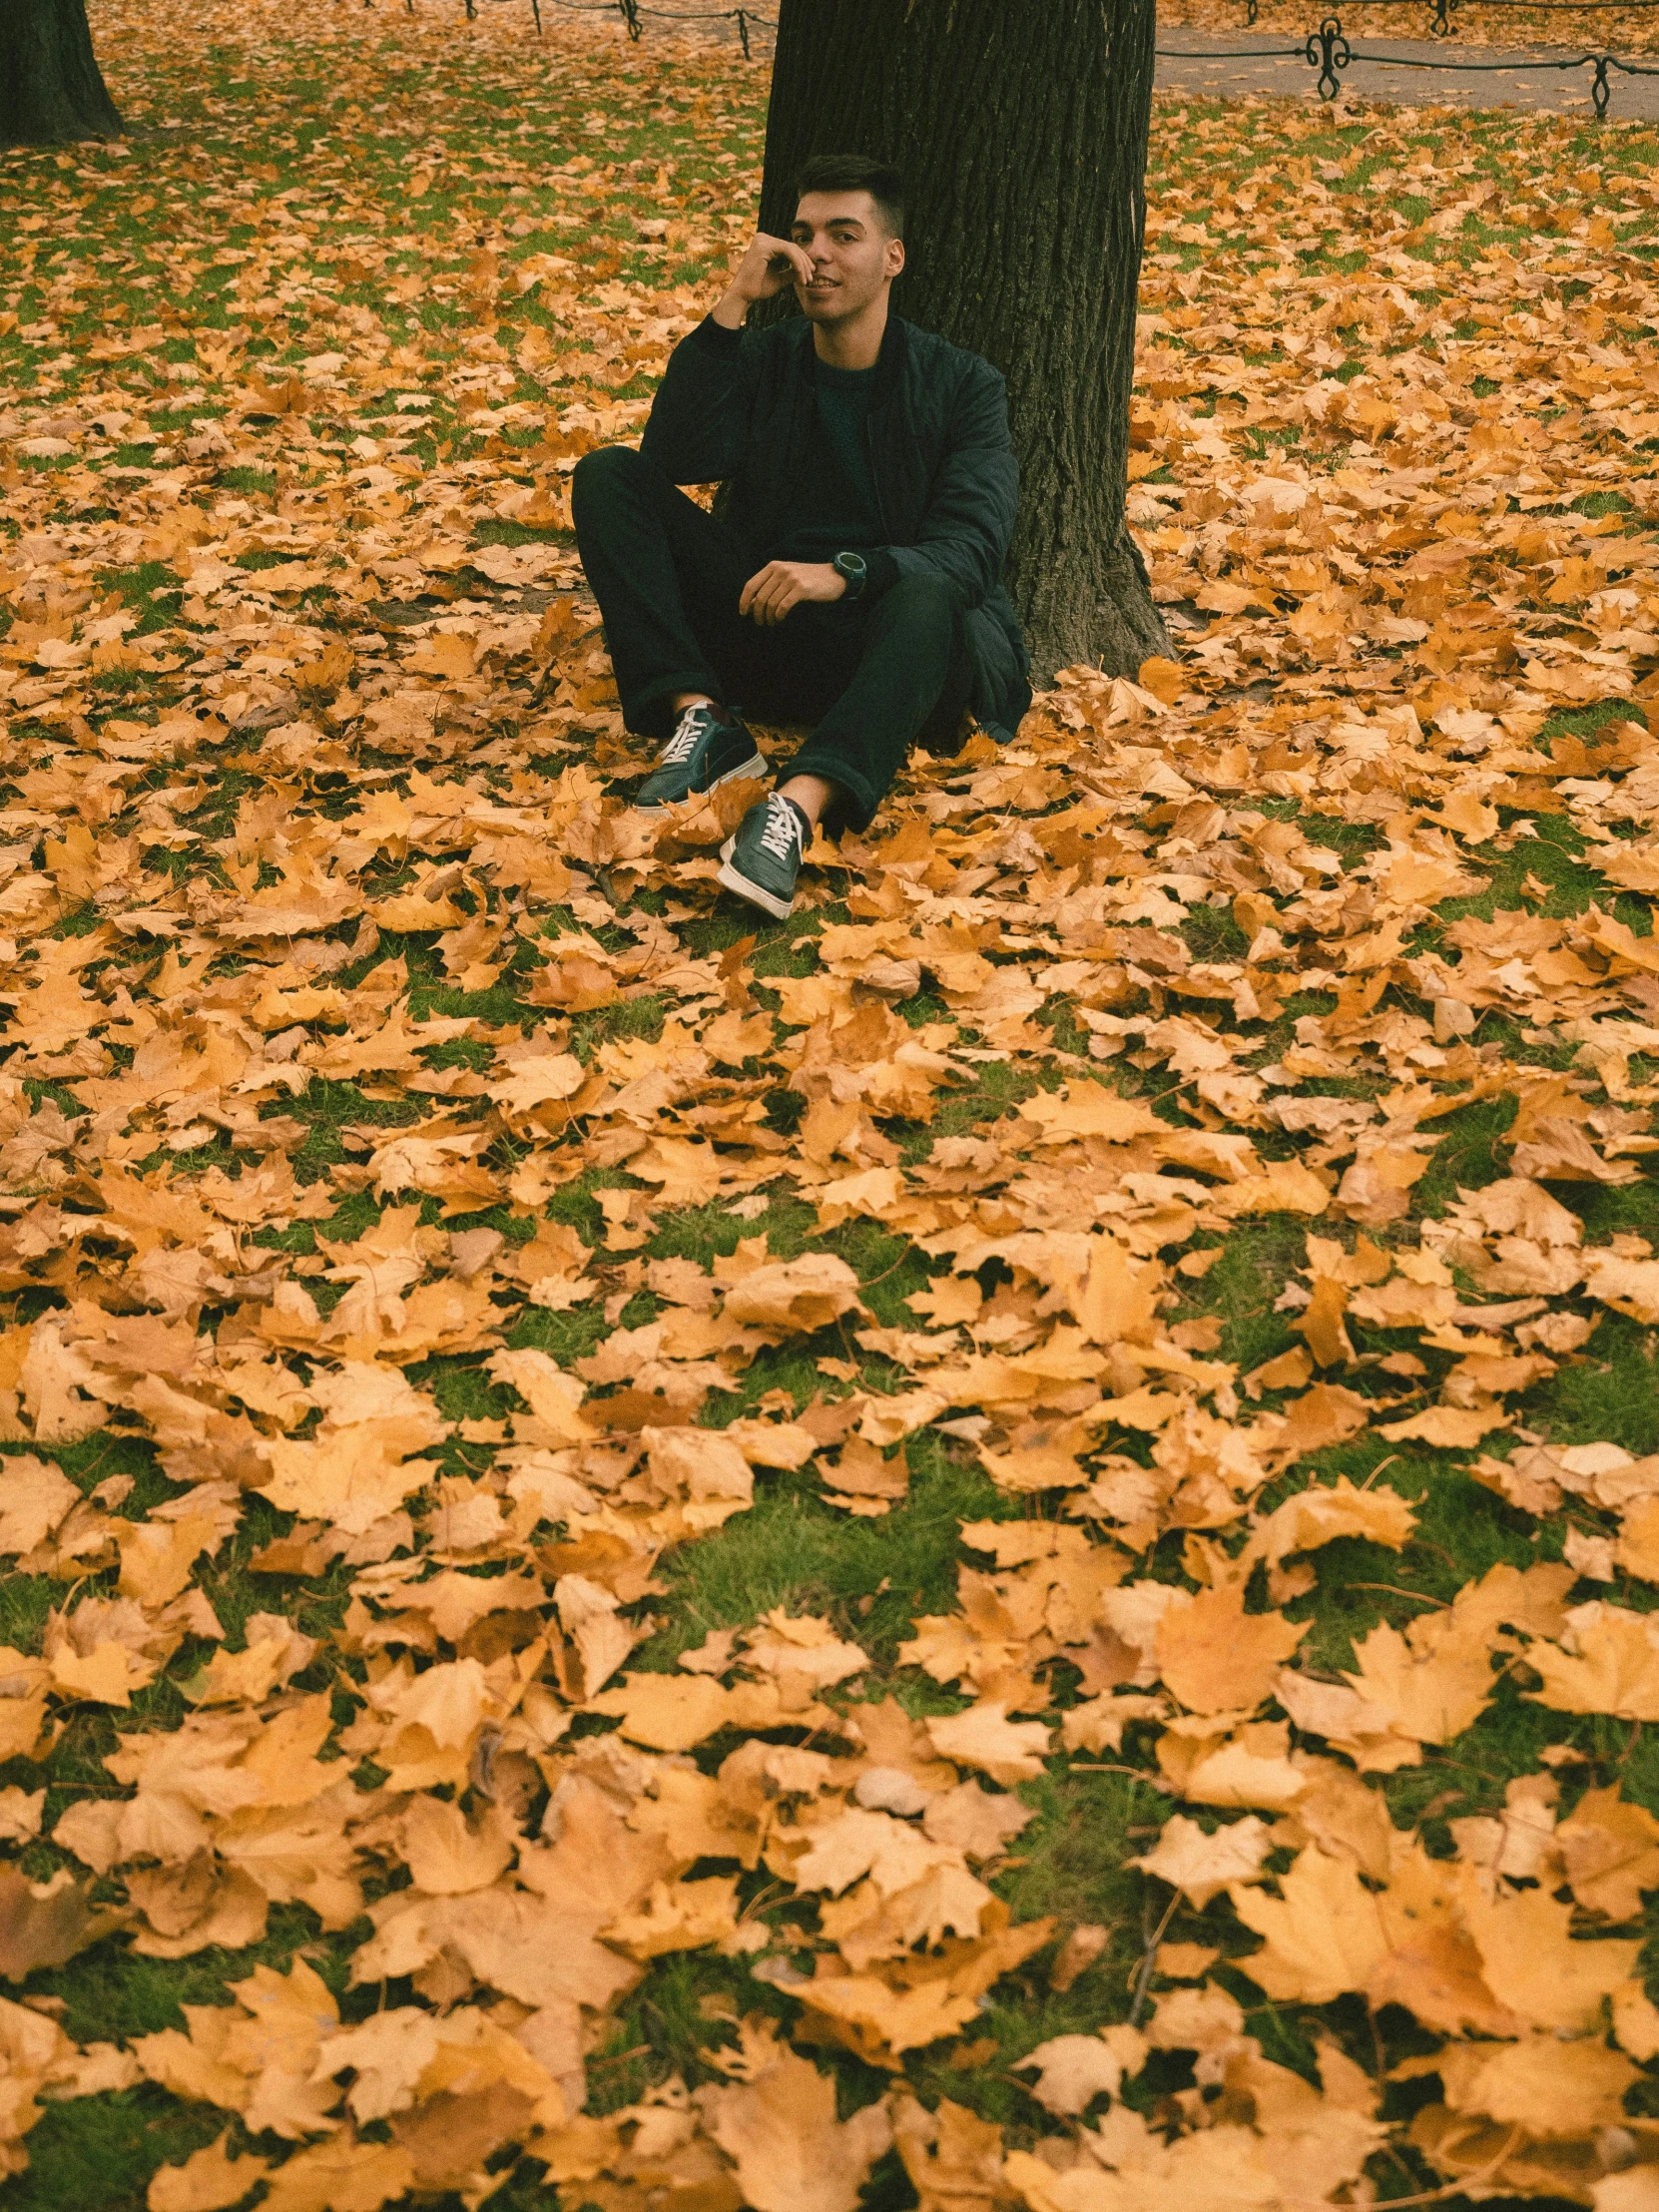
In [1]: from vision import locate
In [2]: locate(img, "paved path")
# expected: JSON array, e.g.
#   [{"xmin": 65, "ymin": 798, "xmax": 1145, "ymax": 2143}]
[{"xmin": 1156, "ymin": 29, "xmax": 1659, "ymax": 116}]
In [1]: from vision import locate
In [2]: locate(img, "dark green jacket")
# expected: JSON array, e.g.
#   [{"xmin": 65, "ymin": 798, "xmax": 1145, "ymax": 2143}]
[{"xmin": 641, "ymin": 310, "xmax": 1032, "ymax": 743}]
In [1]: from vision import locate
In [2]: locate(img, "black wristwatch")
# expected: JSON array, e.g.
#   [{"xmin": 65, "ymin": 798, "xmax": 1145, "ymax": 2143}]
[{"xmin": 832, "ymin": 550, "xmax": 867, "ymax": 601}]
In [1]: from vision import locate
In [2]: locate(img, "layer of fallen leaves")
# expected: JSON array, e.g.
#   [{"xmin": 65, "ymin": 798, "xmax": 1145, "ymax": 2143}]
[{"xmin": 7, "ymin": 8, "xmax": 1659, "ymax": 2210}]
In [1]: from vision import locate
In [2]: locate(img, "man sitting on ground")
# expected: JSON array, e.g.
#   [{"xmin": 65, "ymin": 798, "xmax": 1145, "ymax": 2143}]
[{"xmin": 570, "ymin": 151, "xmax": 1031, "ymax": 920}]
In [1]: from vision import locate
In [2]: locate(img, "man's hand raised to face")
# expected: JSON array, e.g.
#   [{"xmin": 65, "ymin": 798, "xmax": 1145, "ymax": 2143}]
[
  {"xmin": 738, "ymin": 559, "xmax": 846, "ymax": 627},
  {"xmin": 712, "ymin": 232, "xmax": 816, "ymax": 329}
]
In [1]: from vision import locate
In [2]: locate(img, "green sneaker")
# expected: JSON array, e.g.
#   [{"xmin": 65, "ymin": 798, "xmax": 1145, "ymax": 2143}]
[
  {"xmin": 632, "ymin": 702, "xmax": 767, "ymax": 811},
  {"xmin": 717, "ymin": 793, "xmax": 810, "ymax": 920}
]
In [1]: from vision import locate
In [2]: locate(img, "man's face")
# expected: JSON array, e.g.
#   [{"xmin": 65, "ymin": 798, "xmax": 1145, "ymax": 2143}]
[{"xmin": 790, "ymin": 191, "xmax": 904, "ymax": 322}]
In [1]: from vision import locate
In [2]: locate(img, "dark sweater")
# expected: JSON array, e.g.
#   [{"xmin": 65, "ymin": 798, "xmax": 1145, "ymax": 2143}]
[{"xmin": 770, "ymin": 357, "xmax": 880, "ymax": 566}]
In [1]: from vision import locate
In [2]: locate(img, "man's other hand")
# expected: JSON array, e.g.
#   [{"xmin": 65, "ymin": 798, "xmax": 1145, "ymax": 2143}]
[
  {"xmin": 739, "ymin": 560, "xmax": 846, "ymax": 627},
  {"xmin": 713, "ymin": 234, "xmax": 815, "ymax": 327}
]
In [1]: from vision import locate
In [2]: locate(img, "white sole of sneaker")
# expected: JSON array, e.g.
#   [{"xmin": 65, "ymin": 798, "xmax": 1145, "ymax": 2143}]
[
  {"xmin": 716, "ymin": 839, "xmax": 796, "ymax": 920},
  {"xmin": 630, "ymin": 750, "xmax": 769, "ymax": 813}
]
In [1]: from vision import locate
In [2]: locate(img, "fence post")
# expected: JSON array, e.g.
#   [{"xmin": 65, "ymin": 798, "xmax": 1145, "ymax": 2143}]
[
  {"xmin": 1305, "ymin": 13, "xmax": 1350, "ymax": 98},
  {"xmin": 531, "ymin": 0, "xmax": 542, "ymax": 28},
  {"xmin": 1591, "ymin": 52, "xmax": 1614, "ymax": 113},
  {"xmin": 619, "ymin": 0, "xmax": 642, "ymax": 36},
  {"xmin": 736, "ymin": 7, "xmax": 751, "ymax": 54}
]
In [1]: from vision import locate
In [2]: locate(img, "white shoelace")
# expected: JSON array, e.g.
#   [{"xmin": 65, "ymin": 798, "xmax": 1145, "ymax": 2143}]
[
  {"xmin": 660, "ymin": 705, "xmax": 713, "ymax": 766},
  {"xmin": 757, "ymin": 796, "xmax": 804, "ymax": 863}
]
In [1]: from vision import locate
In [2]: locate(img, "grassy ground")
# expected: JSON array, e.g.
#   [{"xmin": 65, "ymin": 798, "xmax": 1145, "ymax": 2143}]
[{"xmin": 5, "ymin": 7, "xmax": 1659, "ymax": 2211}]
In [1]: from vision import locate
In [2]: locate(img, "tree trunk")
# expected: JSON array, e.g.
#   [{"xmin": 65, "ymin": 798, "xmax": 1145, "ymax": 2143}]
[
  {"xmin": 0, "ymin": 0, "xmax": 123, "ymax": 149},
  {"xmin": 759, "ymin": 0, "xmax": 1167, "ymax": 688}
]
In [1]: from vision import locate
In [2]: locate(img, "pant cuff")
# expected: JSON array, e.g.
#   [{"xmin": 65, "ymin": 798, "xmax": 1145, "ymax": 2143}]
[
  {"xmin": 626, "ymin": 670, "xmax": 725, "ymax": 741},
  {"xmin": 780, "ymin": 748, "xmax": 881, "ymax": 834}
]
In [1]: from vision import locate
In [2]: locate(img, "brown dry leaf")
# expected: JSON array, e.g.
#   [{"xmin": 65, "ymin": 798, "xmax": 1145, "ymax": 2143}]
[
  {"xmin": 1155, "ymin": 1582, "xmax": 1307, "ymax": 1714},
  {"xmin": 1132, "ymin": 1813, "xmax": 1276, "ymax": 1910},
  {"xmin": 921, "ymin": 1783, "xmax": 1034, "ymax": 1862},
  {"xmin": 1015, "ymin": 2026, "xmax": 1144, "ymax": 2117},
  {"xmin": 1557, "ymin": 1785, "xmax": 1659, "ymax": 1919},
  {"xmin": 0, "ymin": 1866, "xmax": 122, "ymax": 1979},
  {"xmin": 1230, "ymin": 1847, "xmax": 1388, "ymax": 2003},
  {"xmin": 601, "ymin": 1874, "xmax": 740, "ymax": 1959},
  {"xmin": 1527, "ymin": 1605, "xmax": 1659, "ymax": 1720},
  {"xmin": 1243, "ymin": 1476, "xmax": 1416, "ymax": 1576},
  {"xmin": 891, "ymin": 2094, "xmax": 1005, "ymax": 2212},
  {"xmin": 1004, "ymin": 2128, "xmax": 1285, "ymax": 2212},
  {"xmin": 1434, "ymin": 2033, "xmax": 1639, "ymax": 2137},
  {"xmin": 1049, "ymin": 1923, "xmax": 1110, "ymax": 1993},
  {"xmin": 723, "ymin": 1255, "xmax": 865, "ymax": 1338},
  {"xmin": 1377, "ymin": 1405, "xmax": 1510, "ymax": 1450},
  {"xmin": 254, "ymin": 1428, "xmax": 439, "ymax": 1538},
  {"xmin": 1463, "ymin": 1883, "xmax": 1640, "ymax": 2030},
  {"xmin": 923, "ymin": 1705, "xmax": 1051, "ymax": 1786},
  {"xmin": 1367, "ymin": 1839, "xmax": 1523, "ymax": 2039},
  {"xmin": 147, "ymin": 2136, "xmax": 272, "ymax": 2212},
  {"xmin": 258, "ymin": 2137, "xmax": 416, "ymax": 2212},
  {"xmin": 698, "ymin": 2048, "xmax": 892, "ymax": 2212},
  {"xmin": 399, "ymin": 1797, "xmax": 515, "ymax": 1897},
  {"xmin": 1343, "ymin": 1617, "xmax": 1496, "ymax": 1748},
  {"xmin": 588, "ymin": 1671, "xmax": 837, "ymax": 1751},
  {"xmin": 1155, "ymin": 1941, "xmax": 1219, "ymax": 1980}
]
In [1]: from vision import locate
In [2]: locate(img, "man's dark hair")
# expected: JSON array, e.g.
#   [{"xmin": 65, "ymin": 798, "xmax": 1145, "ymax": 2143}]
[{"xmin": 794, "ymin": 153, "xmax": 905, "ymax": 241}]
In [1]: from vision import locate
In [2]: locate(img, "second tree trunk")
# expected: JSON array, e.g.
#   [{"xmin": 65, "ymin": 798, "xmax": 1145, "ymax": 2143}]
[{"xmin": 0, "ymin": 0, "xmax": 123, "ymax": 149}]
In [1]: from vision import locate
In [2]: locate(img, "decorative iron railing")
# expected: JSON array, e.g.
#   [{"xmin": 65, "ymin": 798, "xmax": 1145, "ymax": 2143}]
[
  {"xmin": 368, "ymin": 0, "xmax": 776, "ymax": 52},
  {"xmin": 357, "ymin": 0, "xmax": 1659, "ymax": 117},
  {"xmin": 1161, "ymin": 13, "xmax": 1659, "ymax": 117}
]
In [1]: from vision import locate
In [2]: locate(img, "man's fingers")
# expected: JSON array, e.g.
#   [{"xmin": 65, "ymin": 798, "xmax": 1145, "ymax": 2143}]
[
  {"xmin": 758, "ymin": 235, "xmax": 807, "ymax": 277},
  {"xmin": 740, "ymin": 562, "xmax": 807, "ymax": 627},
  {"xmin": 744, "ymin": 564, "xmax": 785, "ymax": 624},
  {"xmin": 749, "ymin": 236, "xmax": 812, "ymax": 295}
]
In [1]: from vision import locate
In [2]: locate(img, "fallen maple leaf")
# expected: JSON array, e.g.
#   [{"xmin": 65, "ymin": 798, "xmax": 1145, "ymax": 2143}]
[
  {"xmin": 924, "ymin": 1704, "xmax": 1051, "ymax": 1786},
  {"xmin": 1131, "ymin": 1813, "xmax": 1276, "ymax": 1909},
  {"xmin": 0, "ymin": 1866, "xmax": 123, "ymax": 1979},
  {"xmin": 698, "ymin": 2049, "xmax": 892, "ymax": 2212},
  {"xmin": 1014, "ymin": 2030, "xmax": 1131, "ymax": 2116},
  {"xmin": 147, "ymin": 2135, "xmax": 272, "ymax": 2212},
  {"xmin": 1154, "ymin": 1582, "xmax": 1307, "ymax": 1715}
]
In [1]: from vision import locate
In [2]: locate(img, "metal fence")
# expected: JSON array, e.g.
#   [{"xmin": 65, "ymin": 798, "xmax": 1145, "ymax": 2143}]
[
  {"xmin": 1167, "ymin": 0, "xmax": 1659, "ymax": 115},
  {"xmin": 362, "ymin": 0, "xmax": 1659, "ymax": 115},
  {"xmin": 367, "ymin": 0, "xmax": 776, "ymax": 51},
  {"xmin": 1241, "ymin": 0, "xmax": 1653, "ymax": 31}
]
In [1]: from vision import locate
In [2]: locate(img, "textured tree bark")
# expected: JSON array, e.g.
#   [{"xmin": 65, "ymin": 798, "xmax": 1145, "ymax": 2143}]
[
  {"xmin": 0, "ymin": 0, "xmax": 123, "ymax": 150},
  {"xmin": 759, "ymin": 0, "xmax": 1167, "ymax": 687}
]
